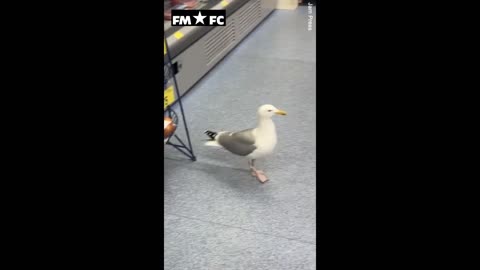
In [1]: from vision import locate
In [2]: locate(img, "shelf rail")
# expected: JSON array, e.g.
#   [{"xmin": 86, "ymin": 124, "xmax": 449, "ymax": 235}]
[{"xmin": 164, "ymin": 36, "xmax": 196, "ymax": 161}]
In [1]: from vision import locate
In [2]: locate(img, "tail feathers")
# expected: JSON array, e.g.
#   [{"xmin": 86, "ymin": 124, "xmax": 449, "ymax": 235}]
[
  {"xmin": 204, "ymin": 140, "xmax": 221, "ymax": 147},
  {"xmin": 204, "ymin": 130, "xmax": 221, "ymax": 147},
  {"xmin": 204, "ymin": 130, "xmax": 218, "ymax": 140}
]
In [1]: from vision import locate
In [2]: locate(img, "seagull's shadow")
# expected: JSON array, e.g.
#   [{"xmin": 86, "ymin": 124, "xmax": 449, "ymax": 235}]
[
  {"xmin": 194, "ymin": 164, "xmax": 275, "ymax": 202},
  {"xmin": 194, "ymin": 163, "xmax": 255, "ymax": 189},
  {"xmin": 164, "ymin": 156, "xmax": 270, "ymax": 192},
  {"xmin": 195, "ymin": 145, "xmax": 250, "ymax": 168}
]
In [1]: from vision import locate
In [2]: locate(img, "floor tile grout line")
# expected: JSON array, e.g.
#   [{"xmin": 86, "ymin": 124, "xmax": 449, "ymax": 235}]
[
  {"xmin": 164, "ymin": 158, "xmax": 252, "ymax": 172},
  {"xmin": 166, "ymin": 212, "xmax": 316, "ymax": 246},
  {"xmin": 221, "ymin": 53, "xmax": 316, "ymax": 66}
]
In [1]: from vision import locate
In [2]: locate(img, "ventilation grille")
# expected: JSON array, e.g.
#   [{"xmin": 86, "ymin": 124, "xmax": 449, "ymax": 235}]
[
  {"xmin": 236, "ymin": 0, "xmax": 262, "ymax": 37},
  {"xmin": 204, "ymin": 22, "xmax": 236, "ymax": 64}
]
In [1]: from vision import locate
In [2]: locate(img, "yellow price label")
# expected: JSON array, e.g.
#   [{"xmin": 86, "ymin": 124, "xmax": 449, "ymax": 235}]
[
  {"xmin": 164, "ymin": 40, "xmax": 167, "ymax": 55},
  {"xmin": 221, "ymin": 0, "xmax": 229, "ymax": 7},
  {"xmin": 174, "ymin": 31, "xmax": 184, "ymax": 40},
  {"xmin": 164, "ymin": 86, "xmax": 175, "ymax": 110}
]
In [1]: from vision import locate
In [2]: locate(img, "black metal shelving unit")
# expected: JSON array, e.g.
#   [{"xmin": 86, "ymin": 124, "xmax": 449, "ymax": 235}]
[{"xmin": 164, "ymin": 36, "xmax": 196, "ymax": 161}]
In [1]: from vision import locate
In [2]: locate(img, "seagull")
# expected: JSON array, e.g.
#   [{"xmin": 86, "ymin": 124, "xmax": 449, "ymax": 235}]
[{"xmin": 204, "ymin": 104, "xmax": 287, "ymax": 183}]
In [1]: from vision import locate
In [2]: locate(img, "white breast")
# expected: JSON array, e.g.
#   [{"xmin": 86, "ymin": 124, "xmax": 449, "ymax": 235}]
[{"xmin": 248, "ymin": 119, "xmax": 277, "ymax": 159}]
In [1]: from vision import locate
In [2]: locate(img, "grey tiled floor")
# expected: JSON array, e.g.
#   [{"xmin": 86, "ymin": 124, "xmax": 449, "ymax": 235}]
[{"xmin": 165, "ymin": 6, "xmax": 316, "ymax": 270}]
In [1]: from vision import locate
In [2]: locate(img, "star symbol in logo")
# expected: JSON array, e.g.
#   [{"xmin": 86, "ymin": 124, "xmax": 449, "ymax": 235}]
[{"xmin": 193, "ymin": 11, "xmax": 207, "ymax": 25}]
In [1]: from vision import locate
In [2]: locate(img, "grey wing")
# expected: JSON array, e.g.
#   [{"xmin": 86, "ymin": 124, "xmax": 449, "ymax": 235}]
[
  {"xmin": 231, "ymin": 128, "xmax": 256, "ymax": 144},
  {"xmin": 217, "ymin": 129, "xmax": 257, "ymax": 156}
]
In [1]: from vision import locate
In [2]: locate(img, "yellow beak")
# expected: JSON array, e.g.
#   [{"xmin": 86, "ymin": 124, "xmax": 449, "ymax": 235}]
[{"xmin": 275, "ymin": 110, "xmax": 287, "ymax": 116}]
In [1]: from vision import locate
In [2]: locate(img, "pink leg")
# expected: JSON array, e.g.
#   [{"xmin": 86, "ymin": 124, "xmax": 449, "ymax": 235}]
[
  {"xmin": 249, "ymin": 161, "xmax": 269, "ymax": 183},
  {"xmin": 254, "ymin": 170, "xmax": 269, "ymax": 183},
  {"xmin": 251, "ymin": 169, "xmax": 264, "ymax": 176}
]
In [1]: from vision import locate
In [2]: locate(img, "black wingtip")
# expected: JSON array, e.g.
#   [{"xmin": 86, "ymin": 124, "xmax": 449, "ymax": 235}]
[{"xmin": 204, "ymin": 130, "xmax": 217, "ymax": 140}]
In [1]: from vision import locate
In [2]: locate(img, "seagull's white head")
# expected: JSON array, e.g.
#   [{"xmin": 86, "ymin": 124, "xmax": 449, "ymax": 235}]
[{"xmin": 257, "ymin": 104, "xmax": 287, "ymax": 118}]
